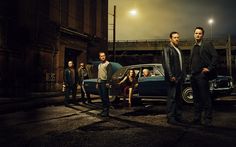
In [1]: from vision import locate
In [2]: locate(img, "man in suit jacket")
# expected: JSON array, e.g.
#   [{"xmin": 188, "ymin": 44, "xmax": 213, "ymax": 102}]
[
  {"xmin": 190, "ymin": 27, "xmax": 218, "ymax": 127},
  {"xmin": 163, "ymin": 31, "xmax": 185, "ymax": 125},
  {"xmin": 64, "ymin": 60, "xmax": 78, "ymax": 106}
]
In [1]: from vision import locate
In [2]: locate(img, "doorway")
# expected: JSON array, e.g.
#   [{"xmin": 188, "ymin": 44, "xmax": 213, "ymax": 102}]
[{"xmin": 64, "ymin": 48, "xmax": 82, "ymax": 70}]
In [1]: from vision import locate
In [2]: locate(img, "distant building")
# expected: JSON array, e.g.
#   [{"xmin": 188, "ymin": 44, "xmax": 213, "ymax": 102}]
[{"xmin": 0, "ymin": 0, "xmax": 108, "ymax": 96}]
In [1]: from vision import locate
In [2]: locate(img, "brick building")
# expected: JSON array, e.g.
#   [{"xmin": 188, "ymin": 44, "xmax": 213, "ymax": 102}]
[{"xmin": 0, "ymin": 0, "xmax": 108, "ymax": 96}]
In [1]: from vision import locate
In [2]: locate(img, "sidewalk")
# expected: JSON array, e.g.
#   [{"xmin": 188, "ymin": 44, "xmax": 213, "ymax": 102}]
[
  {"xmin": 0, "ymin": 91, "xmax": 102, "ymax": 114},
  {"xmin": 0, "ymin": 92, "xmax": 65, "ymax": 114}
]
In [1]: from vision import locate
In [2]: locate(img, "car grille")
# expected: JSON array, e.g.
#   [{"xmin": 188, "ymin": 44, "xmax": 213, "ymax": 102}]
[{"xmin": 214, "ymin": 79, "xmax": 231, "ymax": 88}]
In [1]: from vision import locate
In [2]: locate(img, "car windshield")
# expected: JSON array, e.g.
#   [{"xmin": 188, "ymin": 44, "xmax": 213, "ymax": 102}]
[
  {"xmin": 112, "ymin": 67, "xmax": 128, "ymax": 79},
  {"xmin": 155, "ymin": 65, "xmax": 165, "ymax": 76}
]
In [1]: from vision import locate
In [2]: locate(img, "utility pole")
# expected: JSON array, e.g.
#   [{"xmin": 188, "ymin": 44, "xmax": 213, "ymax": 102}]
[
  {"xmin": 112, "ymin": 5, "xmax": 116, "ymax": 62},
  {"xmin": 227, "ymin": 34, "xmax": 232, "ymax": 76}
]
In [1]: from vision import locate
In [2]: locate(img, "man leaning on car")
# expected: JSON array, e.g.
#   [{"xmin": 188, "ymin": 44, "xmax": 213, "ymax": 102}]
[{"xmin": 163, "ymin": 31, "xmax": 185, "ymax": 125}]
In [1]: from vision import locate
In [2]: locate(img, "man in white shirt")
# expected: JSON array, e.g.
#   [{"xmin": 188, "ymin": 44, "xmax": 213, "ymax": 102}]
[{"xmin": 96, "ymin": 51, "xmax": 112, "ymax": 117}]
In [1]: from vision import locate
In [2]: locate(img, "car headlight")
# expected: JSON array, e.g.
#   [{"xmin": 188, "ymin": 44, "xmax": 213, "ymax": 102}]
[
  {"xmin": 213, "ymin": 82, "xmax": 217, "ymax": 88},
  {"xmin": 209, "ymin": 82, "xmax": 214, "ymax": 90},
  {"xmin": 230, "ymin": 81, "xmax": 234, "ymax": 88}
]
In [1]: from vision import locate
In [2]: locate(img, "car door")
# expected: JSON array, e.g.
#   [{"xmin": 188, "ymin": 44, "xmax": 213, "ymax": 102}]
[
  {"xmin": 110, "ymin": 66, "xmax": 141, "ymax": 96},
  {"xmin": 138, "ymin": 65, "xmax": 168, "ymax": 96}
]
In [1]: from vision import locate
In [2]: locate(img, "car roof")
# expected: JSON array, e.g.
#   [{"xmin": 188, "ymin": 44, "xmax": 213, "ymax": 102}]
[{"xmin": 123, "ymin": 63, "xmax": 163, "ymax": 68}]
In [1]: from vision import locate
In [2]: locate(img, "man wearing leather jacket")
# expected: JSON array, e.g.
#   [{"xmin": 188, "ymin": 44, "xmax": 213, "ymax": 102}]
[
  {"xmin": 163, "ymin": 32, "xmax": 185, "ymax": 125},
  {"xmin": 64, "ymin": 61, "xmax": 78, "ymax": 106}
]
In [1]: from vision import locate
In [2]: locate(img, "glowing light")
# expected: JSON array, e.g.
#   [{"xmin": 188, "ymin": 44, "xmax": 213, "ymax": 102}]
[
  {"xmin": 208, "ymin": 18, "xmax": 214, "ymax": 25},
  {"xmin": 129, "ymin": 9, "xmax": 138, "ymax": 16}
]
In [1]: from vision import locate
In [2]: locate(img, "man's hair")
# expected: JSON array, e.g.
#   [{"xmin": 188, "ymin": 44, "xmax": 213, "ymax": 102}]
[
  {"xmin": 99, "ymin": 51, "xmax": 106, "ymax": 55},
  {"xmin": 194, "ymin": 26, "xmax": 205, "ymax": 35},
  {"xmin": 169, "ymin": 31, "xmax": 179, "ymax": 38},
  {"xmin": 143, "ymin": 69, "xmax": 149, "ymax": 73}
]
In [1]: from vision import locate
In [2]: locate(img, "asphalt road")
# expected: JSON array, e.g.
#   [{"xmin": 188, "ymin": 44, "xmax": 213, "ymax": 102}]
[{"xmin": 0, "ymin": 96, "xmax": 236, "ymax": 147}]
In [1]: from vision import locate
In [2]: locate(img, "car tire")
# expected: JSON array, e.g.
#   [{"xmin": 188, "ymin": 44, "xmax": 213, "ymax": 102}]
[
  {"xmin": 182, "ymin": 86, "xmax": 194, "ymax": 104},
  {"xmin": 109, "ymin": 96, "xmax": 120, "ymax": 103},
  {"xmin": 132, "ymin": 97, "xmax": 142, "ymax": 106}
]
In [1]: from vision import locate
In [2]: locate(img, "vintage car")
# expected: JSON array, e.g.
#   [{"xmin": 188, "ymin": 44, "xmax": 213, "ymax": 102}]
[
  {"xmin": 82, "ymin": 61, "xmax": 123, "ymax": 95},
  {"xmin": 83, "ymin": 63, "xmax": 234, "ymax": 104}
]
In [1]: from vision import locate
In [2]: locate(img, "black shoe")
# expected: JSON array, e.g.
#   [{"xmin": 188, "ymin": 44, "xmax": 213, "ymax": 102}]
[
  {"xmin": 80, "ymin": 98, "xmax": 86, "ymax": 103},
  {"xmin": 72, "ymin": 102, "xmax": 79, "ymax": 105},
  {"xmin": 191, "ymin": 119, "xmax": 201, "ymax": 125},
  {"xmin": 100, "ymin": 108, "xmax": 109, "ymax": 117},
  {"xmin": 87, "ymin": 101, "xmax": 93, "ymax": 104},
  {"xmin": 64, "ymin": 103, "xmax": 70, "ymax": 107},
  {"xmin": 176, "ymin": 118, "xmax": 188, "ymax": 124},
  {"xmin": 167, "ymin": 119, "xmax": 181, "ymax": 125},
  {"xmin": 100, "ymin": 111, "xmax": 109, "ymax": 117},
  {"xmin": 203, "ymin": 120, "xmax": 213, "ymax": 127}
]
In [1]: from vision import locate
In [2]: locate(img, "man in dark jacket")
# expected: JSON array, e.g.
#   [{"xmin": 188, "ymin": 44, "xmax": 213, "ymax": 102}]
[
  {"xmin": 163, "ymin": 31, "xmax": 185, "ymax": 125},
  {"xmin": 64, "ymin": 60, "xmax": 78, "ymax": 106},
  {"xmin": 190, "ymin": 27, "xmax": 218, "ymax": 127}
]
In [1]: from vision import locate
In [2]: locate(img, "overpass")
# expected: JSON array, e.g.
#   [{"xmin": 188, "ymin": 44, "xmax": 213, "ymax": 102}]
[
  {"xmin": 108, "ymin": 38, "xmax": 236, "ymax": 54},
  {"xmin": 108, "ymin": 37, "xmax": 236, "ymax": 77}
]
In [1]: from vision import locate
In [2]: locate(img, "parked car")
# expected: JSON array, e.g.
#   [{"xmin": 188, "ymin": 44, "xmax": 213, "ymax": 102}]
[
  {"xmin": 83, "ymin": 63, "xmax": 234, "ymax": 104},
  {"xmin": 82, "ymin": 61, "xmax": 123, "ymax": 95}
]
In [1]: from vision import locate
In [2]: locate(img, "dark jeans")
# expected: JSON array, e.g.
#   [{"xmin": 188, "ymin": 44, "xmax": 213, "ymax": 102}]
[
  {"xmin": 64, "ymin": 83, "xmax": 77, "ymax": 104},
  {"xmin": 167, "ymin": 81, "xmax": 183, "ymax": 121},
  {"xmin": 98, "ymin": 81, "xmax": 110, "ymax": 109},
  {"xmin": 191, "ymin": 73, "xmax": 212, "ymax": 122}
]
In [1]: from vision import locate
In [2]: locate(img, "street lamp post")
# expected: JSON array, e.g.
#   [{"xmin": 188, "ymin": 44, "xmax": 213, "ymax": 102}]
[{"xmin": 208, "ymin": 18, "xmax": 214, "ymax": 40}]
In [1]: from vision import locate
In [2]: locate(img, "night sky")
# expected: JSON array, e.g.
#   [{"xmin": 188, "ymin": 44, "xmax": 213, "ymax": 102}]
[{"xmin": 108, "ymin": 0, "xmax": 236, "ymax": 40}]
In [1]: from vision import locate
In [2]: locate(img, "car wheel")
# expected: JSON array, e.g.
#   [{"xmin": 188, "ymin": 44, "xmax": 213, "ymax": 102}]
[
  {"xmin": 109, "ymin": 96, "xmax": 120, "ymax": 103},
  {"xmin": 132, "ymin": 97, "xmax": 142, "ymax": 106},
  {"xmin": 182, "ymin": 86, "xmax": 194, "ymax": 104}
]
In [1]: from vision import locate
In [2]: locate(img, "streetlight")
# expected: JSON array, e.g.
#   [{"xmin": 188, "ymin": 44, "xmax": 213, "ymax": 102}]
[
  {"xmin": 129, "ymin": 9, "xmax": 137, "ymax": 16},
  {"xmin": 208, "ymin": 18, "xmax": 214, "ymax": 40}
]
